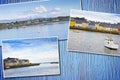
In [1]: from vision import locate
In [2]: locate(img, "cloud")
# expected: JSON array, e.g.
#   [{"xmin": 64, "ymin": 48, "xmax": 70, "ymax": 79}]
[
  {"xmin": 3, "ymin": 47, "xmax": 59, "ymax": 63},
  {"xmin": 18, "ymin": 13, "xmax": 38, "ymax": 19},
  {"xmin": 34, "ymin": 5, "xmax": 47, "ymax": 13},
  {"xmin": 2, "ymin": 43, "xmax": 13, "ymax": 53},
  {"xmin": 71, "ymin": 9, "xmax": 120, "ymax": 24},
  {"xmin": 53, "ymin": 8, "xmax": 61, "ymax": 11},
  {"xmin": 7, "ymin": 6, "xmax": 63, "ymax": 20},
  {"xmin": 18, "ymin": 5, "xmax": 48, "ymax": 18},
  {"xmin": 2, "ymin": 40, "xmax": 59, "ymax": 63},
  {"xmin": 31, "ymin": 7, "xmax": 62, "ymax": 17},
  {"xmin": 16, "ymin": 5, "xmax": 48, "ymax": 19},
  {"xmin": 50, "ymin": 7, "xmax": 62, "ymax": 15}
]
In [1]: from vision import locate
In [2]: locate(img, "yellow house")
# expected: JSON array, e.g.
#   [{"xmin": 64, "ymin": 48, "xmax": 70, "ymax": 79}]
[
  {"xmin": 95, "ymin": 24, "xmax": 106, "ymax": 30},
  {"xmin": 99, "ymin": 26, "xmax": 106, "ymax": 30},
  {"xmin": 111, "ymin": 28, "xmax": 118, "ymax": 32},
  {"xmin": 82, "ymin": 22, "xmax": 89, "ymax": 28},
  {"xmin": 14, "ymin": 60, "xmax": 19, "ymax": 65},
  {"xmin": 5, "ymin": 60, "xmax": 18, "ymax": 67},
  {"xmin": 70, "ymin": 21, "xmax": 76, "ymax": 27},
  {"xmin": 95, "ymin": 24, "xmax": 100, "ymax": 29}
]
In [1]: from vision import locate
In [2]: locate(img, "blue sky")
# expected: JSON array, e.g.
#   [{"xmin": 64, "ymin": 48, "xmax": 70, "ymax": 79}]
[
  {"xmin": 71, "ymin": 9, "xmax": 120, "ymax": 24},
  {"xmin": 2, "ymin": 37, "xmax": 59, "ymax": 63},
  {"xmin": 0, "ymin": 0, "xmax": 80, "ymax": 22}
]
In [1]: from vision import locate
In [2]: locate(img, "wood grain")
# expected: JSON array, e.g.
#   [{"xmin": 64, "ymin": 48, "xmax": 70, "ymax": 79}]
[{"xmin": 1, "ymin": 0, "xmax": 120, "ymax": 80}]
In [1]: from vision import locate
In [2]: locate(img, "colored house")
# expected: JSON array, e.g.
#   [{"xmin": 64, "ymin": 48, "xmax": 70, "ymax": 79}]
[
  {"xmin": 70, "ymin": 21, "xmax": 76, "ymax": 27},
  {"xmin": 4, "ymin": 57, "xmax": 19, "ymax": 67},
  {"xmin": 75, "ymin": 23, "xmax": 82, "ymax": 27},
  {"xmin": 95, "ymin": 24, "xmax": 106, "ymax": 30},
  {"xmin": 4, "ymin": 57, "xmax": 30, "ymax": 68},
  {"xmin": 118, "ymin": 28, "xmax": 120, "ymax": 32},
  {"xmin": 82, "ymin": 22, "xmax": 89, "ymax": 28}
]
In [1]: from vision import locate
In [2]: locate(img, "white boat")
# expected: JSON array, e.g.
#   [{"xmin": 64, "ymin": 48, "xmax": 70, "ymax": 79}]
[{"xmin": 104, "ymin": 36, "xmax": 119, "ymax": 50}]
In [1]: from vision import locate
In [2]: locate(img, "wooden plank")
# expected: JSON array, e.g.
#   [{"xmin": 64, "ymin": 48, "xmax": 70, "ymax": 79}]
[
  {"xmin": 114, "ymin": 0, "xmax": 120, "ymax": 13},
  {"xmin": 82, "ymin": 0, "xmax": 116, "ymax": 13},
  {"xmin": 0, "ymin": 0, "xmax": 35, "ymax": 4}
]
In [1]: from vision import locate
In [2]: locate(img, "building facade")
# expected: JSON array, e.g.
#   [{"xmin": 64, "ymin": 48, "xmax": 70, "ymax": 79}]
[{"xmin": 4, "ymin": 57, "xmax": 30, "ymax": 68}]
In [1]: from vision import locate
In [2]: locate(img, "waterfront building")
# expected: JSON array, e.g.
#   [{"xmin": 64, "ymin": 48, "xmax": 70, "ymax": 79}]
[
  {"xmin": 4, "ymin": 57, "xmax": 19, "ymax": 67},
  {"xmin": 4, "ymin": 57, "xmax": 30, "ymax": 68},
  {"xmin": 70, "ymin": 21, "xmax": 76, "ymax": 27},
  {"xmin": 105, "ymin": 27, "xmax": 111, "ymax": 31},
  {"xmin": 95, "ymin": 24, "xmax": 106, "ymax": 31},
  {"xmin": 82, "ymin": 22, "xmax": 89, "ymax": 28},
  {"xmin": 111, "ymin": 28, "xmax": 118, "ymax": 32},
  {"xmin": 75, "ymin": 23, "xmax": 82, "ymax": 27},
  {"xmin": 88, "ymin": 22, "xmax": 95, "ymax": 29},
  {"xmin": 118, "ymin": 28, "xmax": 120, "ymax": 32}
]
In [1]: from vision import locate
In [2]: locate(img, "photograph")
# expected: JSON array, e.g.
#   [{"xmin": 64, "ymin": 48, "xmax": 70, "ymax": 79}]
[
  {"xmin": 2, "ymin": 37, "xmax": 60, "ymax": 78},
  {"xmin": 68, "ymin": 9, "xmax": 120, "ymax": 56},
  {"xmin": 0, "ymin": 0, "xmax": 80, "ymax": 39}
]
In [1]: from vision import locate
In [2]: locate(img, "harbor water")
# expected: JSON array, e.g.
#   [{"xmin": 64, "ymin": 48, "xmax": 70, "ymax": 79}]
[
  {"xmin": 4, "ymin": 64, "xmax": 60, "ymax": 78},
  {"xmin": 0, "ymin": 21, "xmax": 69, "ymax": 40},
  {"xmin": 68, "ymin": 29, "xmax": 120, "ymax": 56}
]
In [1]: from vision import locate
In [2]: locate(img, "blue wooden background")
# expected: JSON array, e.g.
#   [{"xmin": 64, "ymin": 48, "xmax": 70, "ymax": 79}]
[{"xmin": 1, "ymin": 0, "xmax": 120, "ymax": 80}]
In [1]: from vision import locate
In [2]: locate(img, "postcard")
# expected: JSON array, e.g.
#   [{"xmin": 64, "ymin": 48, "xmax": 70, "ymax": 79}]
[
  {"xmin": 2, "ymin": 37, "xmax": 60, "ymax": 78},
  {"xmin": 68, "ymin": 9, "xmax": 120, "ymax": 56},
  {"xmin": 0, "ymin": 0, "xmax": 80, "ymax": 39}
]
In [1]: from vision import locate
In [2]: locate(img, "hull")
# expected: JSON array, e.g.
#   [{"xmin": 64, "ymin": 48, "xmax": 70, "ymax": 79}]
[
  {"xmin": 105, "ymin": 45, "xmax": 118, "ymax": 50},
  {"xmin": 104, "ymin": 39, "xmax": 119, "ymax": 50}
]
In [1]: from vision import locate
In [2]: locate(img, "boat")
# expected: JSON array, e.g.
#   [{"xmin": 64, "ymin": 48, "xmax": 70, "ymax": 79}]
[{"xmin": 104, "ymin": 36, "xmax": 119, "ymax": 50}]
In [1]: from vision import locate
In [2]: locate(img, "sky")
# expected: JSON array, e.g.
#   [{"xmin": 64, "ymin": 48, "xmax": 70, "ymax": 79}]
[
  {"xmin": 0, "ymin": 0, "xmax": 80, "ymax": 22},
  {"xmin": 2, "ymin": 37, "xmax": 59, "ymax": 63},
  {"xmin": 70, "ymin": 9, "xmax": 120, "ymax": 24}
]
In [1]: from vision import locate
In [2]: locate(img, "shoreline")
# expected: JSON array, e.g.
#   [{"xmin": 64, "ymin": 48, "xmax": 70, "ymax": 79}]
[
  {"xmin": 4, "ymin": 63, "xmax": 40, "ymax": 70},
  {"xmin": 4, "ymin": 62, "xmax": 59, "ymax": 70},
  {"xmin": 70, "ymin": 26, "xmax": 120, "ymax": 35},
  {"xmin": 0, "ymin": 16, "xmax": 69, "ymax": 29},
  {"xmin": 0, "ymin": 20, "xmax": 68, "ymax": 30}
]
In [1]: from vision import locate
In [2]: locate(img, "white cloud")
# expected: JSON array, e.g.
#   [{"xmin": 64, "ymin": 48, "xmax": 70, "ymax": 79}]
[
  {"xmin": 16, "ymin": 5, "xmax": 48, "ymax": 19},
  {"xmin": 34, "ymin": 5, "xmax": 47, "ymax": 13},
  {"xmin": 18, "ymin": 13, "xmax": 38, "ymax": 19},
  {"xmin": 50, "ymin": 12, "xmax": 61, "ymax": 15},
  {"xmin": 53, "ymin": 8, "xmax": 61, "ymax": 11},
  {"xmin": 71, "ymin": 9, "xmax": 120, "ymax": 24},
  {"xmin": 1, "ymin": 6, "xmax": 63, "ymax": 21},
  {"xmin": 2, "ymin": 42, "xmax": 59, "ymax": 63},
  {"xmin": 2, "ymin": 43, "xmax": 13, "ymax": 53},
  {"xmin": 50, "ymin": 7, "xmax": 62, "ymax": 15}
]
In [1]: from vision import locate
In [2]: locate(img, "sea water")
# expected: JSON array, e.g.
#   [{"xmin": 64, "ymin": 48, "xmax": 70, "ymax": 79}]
[
  {"xmin": 68, "ymin": 29, "xmax": 120, "ymax": 56},
  {"xmin": 0, "ymin": 21, "xmax": 69, "ymax": 40},
  {"xmin": 4, "ymin": 64, "xmax": 60, "ymax": 78}
]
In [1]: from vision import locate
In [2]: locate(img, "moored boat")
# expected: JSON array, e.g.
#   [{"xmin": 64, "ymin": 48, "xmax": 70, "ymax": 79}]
[{"xmin": 104, "ymin": 36, "xmax": 119, "ymax": 50}]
